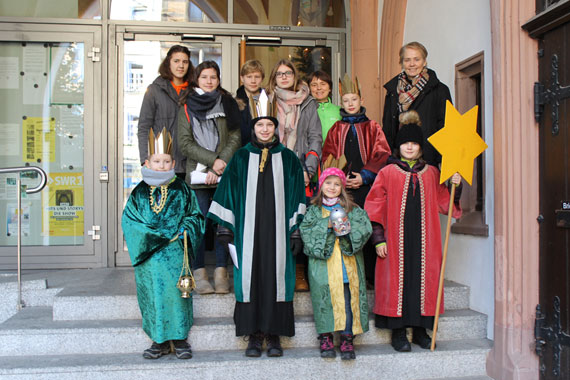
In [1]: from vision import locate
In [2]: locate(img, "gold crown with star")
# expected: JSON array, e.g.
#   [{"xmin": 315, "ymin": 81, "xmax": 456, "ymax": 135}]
[{"xmin": 148, "ymin": 127, "xmax": 173, "ymax": 156}]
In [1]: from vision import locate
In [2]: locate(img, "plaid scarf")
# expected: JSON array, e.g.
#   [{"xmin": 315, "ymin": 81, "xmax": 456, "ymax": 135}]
[{"xmin": 396, "ymin": 68, "xmax": 429, "ymax": 112}]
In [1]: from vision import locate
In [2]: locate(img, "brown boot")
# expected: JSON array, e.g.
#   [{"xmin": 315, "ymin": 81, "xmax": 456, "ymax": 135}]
[
  {"xmin": 295, "ymin": 264, "xmax": 309, "ymax": 291},
  {"xmin": 214, "ymin": 266, "xmax": 230, "ymax": 294},
  {"xmin": 193, "ymin": 268, "xmax": 214, "ymax": 294}
]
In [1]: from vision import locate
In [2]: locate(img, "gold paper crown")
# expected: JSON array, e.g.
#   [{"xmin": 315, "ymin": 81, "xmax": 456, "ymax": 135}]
[
  {"xmin": 322, "ymin": 154, "xmax": 347, "ymax": 171},
  {"xmin": 148, "ymin": 127, "xmax": 173, "ymax": 156},
  {"xmin": 248, "ymin": 89, "xmax": 275, "ymax": 119},
  {"xmin": 338, "ymin": 73, "xmax": 360, "ymax": 97}
]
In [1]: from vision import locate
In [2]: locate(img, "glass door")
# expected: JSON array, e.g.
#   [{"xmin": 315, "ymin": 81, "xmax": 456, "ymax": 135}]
[
  {"xmin": 114, "ymin": 28, "xmax": 341, "ymax": 266},
  {"xmin": 0, "ymin": 25, "xmax": 102, "ymax": 269},
  {"xmin": 229, "ymin": 35, "xmax": 341, "ymax": 104},
  {"xmin": 115, "ymin": 30, "xmax": 230, "ymax": 265}
]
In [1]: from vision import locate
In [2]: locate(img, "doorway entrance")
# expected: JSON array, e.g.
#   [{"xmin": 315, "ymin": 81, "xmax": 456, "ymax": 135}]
[{"xmin": 113, "ymin": 26, "xmax": 343, "ymax": 265}]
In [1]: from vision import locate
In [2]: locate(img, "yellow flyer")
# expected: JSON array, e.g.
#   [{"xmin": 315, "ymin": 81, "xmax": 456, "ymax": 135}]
[
  {"xmin": 42, "ymin": 173, "xmax": 84, "ymax": 237},
  {"xmin": 22, "ymin": 117, "xmax": 56, "ymax": 163}
]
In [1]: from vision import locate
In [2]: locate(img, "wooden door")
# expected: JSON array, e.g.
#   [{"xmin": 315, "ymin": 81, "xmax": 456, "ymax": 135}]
[{"xmin": 523, "ymin": 1, "xmax": 570, "ymax": 378}]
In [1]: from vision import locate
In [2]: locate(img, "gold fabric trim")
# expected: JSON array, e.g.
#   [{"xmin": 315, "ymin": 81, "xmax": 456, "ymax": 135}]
[{"xmin": 323, "ymin": 209, "xmax": 363, "ymax": 334}]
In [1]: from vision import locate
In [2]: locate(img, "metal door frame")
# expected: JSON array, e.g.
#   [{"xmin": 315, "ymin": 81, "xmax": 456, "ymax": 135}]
[
  {"xmin": 110, "ymin": 24, "xmax": 344, "ymax": 266},
  {"xmin": 0, "ymin": 23, "xmax": 104, "ymax": 269}
]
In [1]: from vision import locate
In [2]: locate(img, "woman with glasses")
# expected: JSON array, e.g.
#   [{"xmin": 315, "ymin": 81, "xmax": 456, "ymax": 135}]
[{"xmin": 267, "ymin": 59, "xmax": 322, "ymax": 292}]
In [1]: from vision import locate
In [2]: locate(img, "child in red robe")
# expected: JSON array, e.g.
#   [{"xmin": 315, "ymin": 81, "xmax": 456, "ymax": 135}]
[{"xmin": 364, "ymin": 111, "xmax": 462, "ymax": 352}]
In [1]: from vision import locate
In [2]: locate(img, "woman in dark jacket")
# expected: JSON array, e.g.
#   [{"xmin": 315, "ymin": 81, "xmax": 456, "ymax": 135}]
[
  {"xmin": 178, "ymin": 60, "xmax": 241, "ymax": 294},
  {"xmin": 382, "ymin": 41, "xmax": 452, "ymax": 167},
  {"xmin": 138, "ymin": 45, "xmax": 193, "ymax": 178}
]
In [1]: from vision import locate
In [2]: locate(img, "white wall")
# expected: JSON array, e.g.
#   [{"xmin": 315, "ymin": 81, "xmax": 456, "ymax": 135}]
[{"xmin": 403, "ymin": 0, "xmax": 495, "ymax": 339}]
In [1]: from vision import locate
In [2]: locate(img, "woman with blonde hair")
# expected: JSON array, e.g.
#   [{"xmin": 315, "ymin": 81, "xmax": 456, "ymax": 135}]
[{"xmin": 382, "ymin": 41, "xmax": 452, "ymax": 166}]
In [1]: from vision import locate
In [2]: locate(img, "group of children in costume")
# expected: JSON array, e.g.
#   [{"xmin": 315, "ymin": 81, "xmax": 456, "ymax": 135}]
[{"xmin": 122, "ymin": 57, "xmax": 462, "ymax": 361}]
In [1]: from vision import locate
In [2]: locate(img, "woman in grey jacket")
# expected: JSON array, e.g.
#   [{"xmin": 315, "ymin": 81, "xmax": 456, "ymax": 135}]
[
  {"xmin": 138, "ymin": 45, "xmax": 193, "ymax": 179},
  {"xmin": 267, "ymin": 59, "xmax": 322, "ymax": 292},
  {"xmin": 178, "ymin": 60, "xmax": 241, "ymax": 294}
]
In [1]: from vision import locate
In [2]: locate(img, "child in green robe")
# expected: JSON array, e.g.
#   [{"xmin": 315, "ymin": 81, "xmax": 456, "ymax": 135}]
[
  {"xmin": 122, "ymin": 128, "xmax": 205, "ymax": 359},
  {"xmin": 299, "ymin": 167, "xmax": 372, "ymax": 360}
]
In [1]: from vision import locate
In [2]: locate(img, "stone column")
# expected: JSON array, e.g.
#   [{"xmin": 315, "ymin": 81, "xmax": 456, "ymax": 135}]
[
  {"xmin": 377, "ymin": 0, "xmax": 407, "ymax": 121},
  {"xmin": 350, "ymin": 0, "xmax": 382, "ymax": 122},
  {"xmin": 486, "ymin": 0, "xmax": 540, "ymax": 379}
]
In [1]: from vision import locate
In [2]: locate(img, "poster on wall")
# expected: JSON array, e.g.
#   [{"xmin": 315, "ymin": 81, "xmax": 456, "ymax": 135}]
[
  {"xmin": 42, "ymin": 173, "xmax": 84, "ymax": 237},
  {"xmin": 22, "ymin": 117, "xmax": 55, "ymax": 163},
  {"xmin": 6, "ymin": 202, "xmax": 31, "ymax": 237},
  {"xmin": 0, "ymin": 123, "xmax": 20, "ymax": 156},
  {"xmin": 0, "ymin": 57, "xmax": 19, "ymax": 89}
]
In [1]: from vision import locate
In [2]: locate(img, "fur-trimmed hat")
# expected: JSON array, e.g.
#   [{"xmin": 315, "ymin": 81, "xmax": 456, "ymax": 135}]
[{"xmin": 395, "ymin": 110, "xmax": 423, "ymax": 148}]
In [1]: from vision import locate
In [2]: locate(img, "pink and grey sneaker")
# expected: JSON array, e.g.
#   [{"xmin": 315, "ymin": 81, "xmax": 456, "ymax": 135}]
[
  {"xmin": 318, "ymin": 333, "xmax": 336, "ymax": 358},
  {"xmin": 339, "ymin": 333, "xmax": 356, "ymax": 360}
]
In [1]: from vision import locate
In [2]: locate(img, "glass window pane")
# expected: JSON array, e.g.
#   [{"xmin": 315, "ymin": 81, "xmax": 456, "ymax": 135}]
[
  {"xmin": 0, "ymin": 42, "xmax": 85, "ymax": 247},
  {"xmin": 234, "ymin": 0, "xmax": 345, "ymax": 27},
  {"xmin": 122, "ymin": 40, "xmax": 222, "ymax": 206},
  {"xmin": 110, "ymin": 0, "xmax": 227, "ymax": 22},
  {"xmin": 0, "ymin": 0, "xmax": 101, "ymax": 19},
  {"xmin": 244, "ymin": 45, "xmax": 331, "ymax": 84}
]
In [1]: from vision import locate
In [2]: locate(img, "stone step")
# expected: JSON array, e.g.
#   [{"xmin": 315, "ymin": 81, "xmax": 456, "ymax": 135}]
[
  {"xmin": 0, "ymin": 276, "xmax": 59, "ymax": 323},
  {"xmin": 52, "ymin": 280, "xmax": 470, "ymax": 321},
  {"xmin": 0, "ymin": 339, "xmax": 492, "ymax": 380},
  {"xmin": 0, "ymin": 307, "xmax": 486, "ymax": 356}
]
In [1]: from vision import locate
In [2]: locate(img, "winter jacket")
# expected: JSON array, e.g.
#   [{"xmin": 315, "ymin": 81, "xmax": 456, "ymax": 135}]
[
  {"xmin": 138, "ymin": 76, "xmax": 189, "ymax": 173},
  {"xmin": 177, "ymin": 93, "xmax": 241, "ymax": 190},
  {"xmin": 273, "ymin": 95, "xmax": 322, "ymax": 177},
  {"xmin": 300, "ymin": 205, "xmax": 372, "ymax": 334},
  {"xmin": 382, "ymin": 69, "xmax": 452, "ymax": 166},
  {"xmin": 316, "ymin": 98, "xmax": 341, "ymax": 142},
  {"xmin": 235, "ymin": 85, "xmax": 253, "ymax": 147}
]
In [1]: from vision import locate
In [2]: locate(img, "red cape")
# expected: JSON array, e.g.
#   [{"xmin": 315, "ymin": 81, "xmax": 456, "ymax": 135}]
[
  {"xmin": 364, "ymin": 163, "xmax": 461, "ymax": 317},
  {"xmin": 321, "ymin": 119, "xmax": 391, "ymax": 174}
]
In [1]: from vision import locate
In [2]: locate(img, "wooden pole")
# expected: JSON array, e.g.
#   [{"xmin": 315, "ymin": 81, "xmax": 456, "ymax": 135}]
[
  {"xmin": 430, "ymin": 184, "xmax": 456, "ymax": 351},
  {"xmin": 240, "ymin": 35, "xmax": 246, "ymax": 72}
]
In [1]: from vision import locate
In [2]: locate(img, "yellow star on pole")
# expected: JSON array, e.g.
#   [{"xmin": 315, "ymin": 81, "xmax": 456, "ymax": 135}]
[{"xmin": 427, "ymin": 101, "xmax": 487, "ymax": 185}]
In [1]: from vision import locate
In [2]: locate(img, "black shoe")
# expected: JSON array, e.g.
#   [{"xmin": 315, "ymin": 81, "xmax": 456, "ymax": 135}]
[
  {"xmin": 339, "ymin": 333, "xmax": 356, "ymax": 360},
  {"xmin": 318, "ymin": 333, "xmax": 336, "ymax": 358},
  {"xmin": 391, "ymin": 328, "xmax": 411, "ymax": 352},
  {"xmin": 142, "ymin": 341, "xmax": 171, "ymax": 359},
  {"xmin": 266, "ymin": 334, "xmax": 283, "ymax": 357},
  {"xmin": 172, "ymin": 339, "xmax": 193, "ymax": 359},
  {"xmin": 412, "ymin": 327, "xmax": 434, "ymax": 349},
  {"xmin": 245, "ymin": 332, "xmax": 264, "ymax": 357}
]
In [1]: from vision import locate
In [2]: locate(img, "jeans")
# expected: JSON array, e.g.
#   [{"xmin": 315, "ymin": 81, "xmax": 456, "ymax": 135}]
[
  {"xmin": 342, "ymin": 283, "xmax": 353, "ymax": 334},
  {"xmin": 193, "ymin": 188, "xmax": 228, "ymax": 269}
]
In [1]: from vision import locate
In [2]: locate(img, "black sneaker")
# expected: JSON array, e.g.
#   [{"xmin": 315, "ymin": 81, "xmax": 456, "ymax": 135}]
[
  {"xmin": 339, "ymin": 333, "xmax": 356, "ymax": 360},
  {"xmin": 391, "ymin": 328, "xmax": 411, "ymax": 352},
  {"xmin": 142, "ymin": 341, "xmax": 171, "ymax": 359},
  {"xmin": 172, "ymin": 339, "xmax": 193, "ymax": 359},
  {"xmin": 412, "ymin": 327, "xmax": 434, "ymax": 349},
  {"xmin": 266, "ymin": 334, "xmax": 283, "ymax": 357},
  {"xmin": 245, "ymin": 332, "xmax": 264, "ymax": 357},
  {"xmin": 318, "ymin": 333, "xmax": 336, "ymax": 358}
]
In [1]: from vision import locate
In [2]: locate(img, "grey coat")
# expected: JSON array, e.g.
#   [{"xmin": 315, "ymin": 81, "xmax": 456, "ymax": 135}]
[
  {"xmin": 177, "ymin": 104, "xmax": 241, "ymax": 190},
  {"xmin": 289, "ymin": 96, "xmax": 323, "ymax": 177},
  {"xmin": 137, "ymin": 76, "xmax": 188, "ymax": 173}
]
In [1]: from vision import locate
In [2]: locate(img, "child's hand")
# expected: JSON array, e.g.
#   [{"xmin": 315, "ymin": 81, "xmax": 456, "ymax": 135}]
[
  {"xmin": 346, "ymin": 172, "xmax": 362, "ymax": 189},
  {"xmin": 303, "ymin": 171, "xmax": 310, "ymax": 187},
  {"xmin": 450, "ymin": 173, "xmax": 461, "ymax": 185},
  {"xmin": 376, "ymin": 244, "xmax": 387, "ymax": 258}
]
